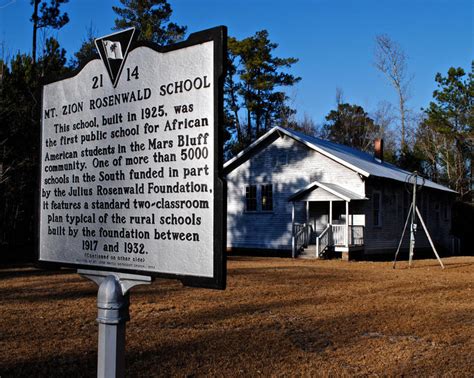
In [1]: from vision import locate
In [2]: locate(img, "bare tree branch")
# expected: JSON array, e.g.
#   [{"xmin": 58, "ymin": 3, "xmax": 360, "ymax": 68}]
[{"xmin": 374, "ymin": 34, "xmax": 413, "ymax": 150}]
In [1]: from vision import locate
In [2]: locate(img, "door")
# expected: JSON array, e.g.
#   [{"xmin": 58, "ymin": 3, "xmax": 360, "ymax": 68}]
[{"xmin": 308, "ymin": 202, "xmax": 329, "ymax": 243}]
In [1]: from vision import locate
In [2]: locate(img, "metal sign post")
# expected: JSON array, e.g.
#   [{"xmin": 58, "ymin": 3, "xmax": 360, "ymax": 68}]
[
  {"xmin": 79, "ymin": 270, "xmax": 151, "ymax": 378},
  {"xmin": 38, "ymin": 26, "xmax": 227, "ymax": 376}
]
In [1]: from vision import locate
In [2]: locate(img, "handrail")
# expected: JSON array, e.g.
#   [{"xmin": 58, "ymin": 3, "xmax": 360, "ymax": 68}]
[
  {"xmin": 316, "ymin": 224, "xmax": 332, "ymax": 258},
  {"xmin": 314, "ymin": 225, "xmax": 364, "ymax": 258},
  {"xmin": 294, "ymin": 223, "xmax": 310, "ymax": 256}
]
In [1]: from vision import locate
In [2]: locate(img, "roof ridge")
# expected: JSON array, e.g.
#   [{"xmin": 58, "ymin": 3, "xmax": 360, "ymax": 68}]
[
  {"xmin": 286, "ymin": 128, "xmax": 377, "ymax": 162},
  {"xmin": 225, "ymin": 126, "xmax": 456, "ymax": 193}
]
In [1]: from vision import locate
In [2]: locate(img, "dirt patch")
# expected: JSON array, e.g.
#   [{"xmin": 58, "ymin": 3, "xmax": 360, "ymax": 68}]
[{"xmin": 0, "ymin": 256, "xmax": 473, "ymax": 376}]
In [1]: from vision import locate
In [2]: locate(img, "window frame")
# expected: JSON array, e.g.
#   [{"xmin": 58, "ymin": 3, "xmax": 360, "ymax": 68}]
[
  {"xmin": 275, "ymin": 152, "xmax": 288, "ymax": 166},
  {"xmin": 372, "ymin": 190, "xmax": 382, "ymax": 227},
  {"xmin": 443, "ymin": 201, "xmax": 449, "ymax": 221},
  {"xmin": 434, "ymin": 201, "xmax": 440, "ymax": 228},
  {"xmin": 421, "ymin": 192, "xmax": 429, "ymax": 220},
  {"xmin": 261, "ymin": 184, "xmax": 273, "ymax": 212},
  {"xmin": 403, "ymin": 190, "xmax": 410, "ymax": 220},
  {"xmin": 245, "ymin": 185, "xmax": 257, "ymax": 212}
]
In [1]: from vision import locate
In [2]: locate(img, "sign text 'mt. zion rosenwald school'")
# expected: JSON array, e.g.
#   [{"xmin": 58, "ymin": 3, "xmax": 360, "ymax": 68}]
[{"xmin": 39, "ymin": 27, "xmax": 226, "ymax": 288}]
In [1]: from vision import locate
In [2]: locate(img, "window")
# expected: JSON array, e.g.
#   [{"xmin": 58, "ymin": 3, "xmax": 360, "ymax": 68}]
[
  {"xmin": 245, "ymin": 185, "xmax": 257, "ymax": 211},
  {"xmin": 274, "ymin": 152, "xmax": 288, "ymax": 166},
  {"xmin": 261, "ymin": 184, "xmax": 273, "ymax": 211},
  {"xmin": 420, "ymin": 193, "xmax": 428, "ymax": 220},
  {"xmin": 373, "ymin": 191, "xmax": 382, "ymax": 227},
  {"xmin": 403, "ymin": 190, "xmax": 410, "ymax": 220},
  {"xmin": 443, "ymin": 201, "xmax": 449, "ymax": 220}
]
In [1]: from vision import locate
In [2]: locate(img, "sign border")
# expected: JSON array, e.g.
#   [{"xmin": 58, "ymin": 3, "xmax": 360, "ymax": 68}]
[{"xmin": 36, "ymin": 26, "xmax": 227, "ymax": 290}]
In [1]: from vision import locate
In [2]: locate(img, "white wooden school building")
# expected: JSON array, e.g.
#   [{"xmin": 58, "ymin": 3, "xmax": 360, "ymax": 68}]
[{"xmin": 224, "ymin": 127, "xmax": 456, "ymax": 259}]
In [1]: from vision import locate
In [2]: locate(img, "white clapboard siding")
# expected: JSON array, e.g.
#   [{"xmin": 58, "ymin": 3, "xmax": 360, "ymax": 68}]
[
  {"xmin": 226, "ymin": 135, "xmax": 364, "ymax": 250},
  {"xmin": 363, "ymin": 180, "xmax": 453, "ymax": 253},
  {"xmin": 226, "ymin": 132, "xmax": 454, "ymax": 255}
]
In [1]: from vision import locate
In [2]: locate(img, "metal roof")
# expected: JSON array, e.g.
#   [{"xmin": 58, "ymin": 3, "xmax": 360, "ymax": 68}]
[
  {"xmin": 224, "ymin": 127, "xmax": 456, "ymax": 194},
  {"xmin": 288, "ymin": 181, "xmax": 368, "ymax": 202}
]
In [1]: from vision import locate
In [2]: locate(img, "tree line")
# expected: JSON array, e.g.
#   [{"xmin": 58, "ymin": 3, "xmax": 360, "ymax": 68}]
[{"xmin": 0, "ymin": 0, "xmax": 472, "ymax": 255}]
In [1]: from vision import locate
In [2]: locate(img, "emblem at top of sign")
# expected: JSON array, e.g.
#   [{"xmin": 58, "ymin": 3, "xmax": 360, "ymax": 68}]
[{"xmin": 94, "ymin": 28, "xmax": 137, "ymax": 88}]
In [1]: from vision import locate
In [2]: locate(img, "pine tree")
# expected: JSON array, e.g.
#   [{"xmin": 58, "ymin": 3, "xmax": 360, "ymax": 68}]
[
  {"xmin": 418, "ymin": 63, "xmax": 473, "ymax": 197},
  {"xmin": 30, "ymin": 0, "xmax": 69, "ymax": 64},
  {"xmin": 113, "ymin": 0, "xmax": 186, "ymax": 45},
  {"xmin": 70, "ymin": 25, "xmax": 99, "ymax": 69},
  {"xmin": 0, "ymin": 38, "xmax": 70, "ymax": 254},
  {"xmin": 321, "ymin": 103, "xmax": 380, "ymax": 152},
  {"xmin": 225, "ymin": 30, "xmax": 300, "ymax": 156}
]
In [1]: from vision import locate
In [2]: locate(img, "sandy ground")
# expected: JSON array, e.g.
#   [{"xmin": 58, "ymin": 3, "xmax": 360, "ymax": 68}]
[{"xmin": 0, "ymin": 256, "xmax": 473, "ymax": 377}]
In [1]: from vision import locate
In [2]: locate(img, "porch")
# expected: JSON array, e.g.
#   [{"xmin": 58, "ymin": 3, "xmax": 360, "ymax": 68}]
[
  {"xmin": 294, "ymin": 223, "xmax": 365, "ymax": 259},
  {"xmin": 289, "ymin": 180, "xmax": 367, "ymax": 259}
]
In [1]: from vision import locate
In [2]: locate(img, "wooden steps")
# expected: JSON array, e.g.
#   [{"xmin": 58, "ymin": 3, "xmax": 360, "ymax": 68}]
[{"xmin": 298, "ymin": 245, "xmax": 318, "ymax": 259}]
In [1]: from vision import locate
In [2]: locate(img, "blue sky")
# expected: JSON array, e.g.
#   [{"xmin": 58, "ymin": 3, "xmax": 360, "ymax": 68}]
[{"xmin": 0, "ymin": 0, "xmax": 472, "ymax": 125}]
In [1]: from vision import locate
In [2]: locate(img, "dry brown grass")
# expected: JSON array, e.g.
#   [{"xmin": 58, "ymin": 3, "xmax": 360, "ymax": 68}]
[{"xmin": 1, "ymin": 256, "xmax": 473, "ymax": 377}]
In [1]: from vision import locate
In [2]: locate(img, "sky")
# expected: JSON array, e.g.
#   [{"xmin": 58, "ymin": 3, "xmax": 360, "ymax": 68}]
[{"xmin": 0, "ymin": 0, "xmax": 472, "ymax": 126}]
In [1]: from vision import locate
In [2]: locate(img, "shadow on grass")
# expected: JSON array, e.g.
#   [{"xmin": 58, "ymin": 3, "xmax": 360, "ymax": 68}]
[
  {"xmin": 2, "ymin": 277, "xmax": 473, "ymax": 376},
  {"xmin": 228, "ymin": 248, "xmax": 292, "ymax": 258},
  {"xmin": 354, "ymin": 247, "xmax": 460, "ymax": 262},
  {"xmin": 0, "ymin": 352, "xmax": 97, "ymax": 377},
  {"xmin": 4, "ymin": 303, "xmax": 470, "ymax": 377},
  {"xmin": 124, "ymin": 306, "xmax": 474, "ymax": 376},
  {"xmin": 392, "ymin": 261, "xmax": 474, "ymax": 270},
  {"xmin": 0, "ymin": 284, "xmax": 97, "ymax": 303},
  {"xmin": 0, "ymin": 266, "xmax": 74, "ymax": 281}
]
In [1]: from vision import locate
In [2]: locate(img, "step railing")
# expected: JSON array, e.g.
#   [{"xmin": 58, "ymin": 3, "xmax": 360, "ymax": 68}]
[
  {"xmin": 316, "ymin": 224, "xmax": 332, "ymax": 258},
  {"xmin": 294, "ymin": 223, "xmax": 311, "ymax": 257}
]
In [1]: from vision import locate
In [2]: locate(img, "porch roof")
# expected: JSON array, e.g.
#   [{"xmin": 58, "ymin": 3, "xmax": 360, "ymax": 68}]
[{"xmin": 288, "ymin": 180, "xmax": 367, "ymax": 202}]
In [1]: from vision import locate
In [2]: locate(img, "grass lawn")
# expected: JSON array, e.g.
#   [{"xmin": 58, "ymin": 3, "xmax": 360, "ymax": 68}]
[{"xmin": 0, "ymin": 256, "xmax": 473, "ymax": 376}]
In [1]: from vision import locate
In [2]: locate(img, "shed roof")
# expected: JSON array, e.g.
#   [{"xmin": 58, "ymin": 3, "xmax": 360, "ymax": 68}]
[{"xmin": 224, "ymin": 127, "xmax": 456, "ymax": 194}]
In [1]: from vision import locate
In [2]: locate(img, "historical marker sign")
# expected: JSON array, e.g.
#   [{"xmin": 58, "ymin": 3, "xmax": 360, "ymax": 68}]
[{"xmin": 38, "ymin": 27, "xmax": 226, "ymax": 289}]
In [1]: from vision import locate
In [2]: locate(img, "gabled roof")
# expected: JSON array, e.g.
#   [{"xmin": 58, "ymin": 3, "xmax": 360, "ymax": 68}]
[
  {"xmin": 288, "ymin": 180, "xmax": 368, "ymax": 202},
  {"xmin": 224, "ymin": 126, "xmax": 456, "ymax": 193}
]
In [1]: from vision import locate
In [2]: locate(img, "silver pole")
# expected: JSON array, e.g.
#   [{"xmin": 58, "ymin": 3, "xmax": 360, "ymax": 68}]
[
  {"xmin": 291, "ymin": 202, "xmax": 295, "ymax": 258},
  {"xmin": 415, "ymin": 206, "xmax": 445, "ymax": 269},
  {"xmin": 393, "ymin": 203, "xmax": 413, "ymax": 269},
  {"xmin": 96, "ymin": 275, "xmax": 127, "ymax": 378},
  {"xmin": 408, "ymin": 173, "xmax": 417, "ymax": 267},
  {"xmin": 79, "ymin": 270, "xmax": 152, "ymax": 378}
]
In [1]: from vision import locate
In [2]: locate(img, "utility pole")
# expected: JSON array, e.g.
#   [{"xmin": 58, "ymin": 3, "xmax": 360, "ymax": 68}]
[
  {"xmin": 393, "ymin": 172, "xmax": 444, "ymax": 269},
  {"xmin": 408, "ymin": 172, "xmax": 417, "ymax": 267}
]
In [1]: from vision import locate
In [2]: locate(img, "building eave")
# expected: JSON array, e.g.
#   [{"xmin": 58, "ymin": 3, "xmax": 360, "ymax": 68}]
[
  {"xmin": 224, "ymin": 126, "xmax": 370, "ymax": 177},
  {"xmin": 288, "ymin": 180, "xmax": 368, "ymax": 202}
]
